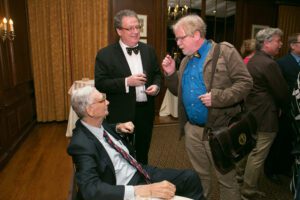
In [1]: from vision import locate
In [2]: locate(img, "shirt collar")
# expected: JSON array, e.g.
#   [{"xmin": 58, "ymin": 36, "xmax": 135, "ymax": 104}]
[
  {"xmin": 189, "ymin": 39, "xmax": 210, "ymax": 60},
  {"xmin": 291, "ymin": 52, "xmax": 300, "ymax": 63},
  {"xmin": 198, "ymin": 39, "xmax": 209, "ymax": 54},
  {"xmin": 119, "ymin": 40, "xmax": 139, "ymax": 56},
  {"xmin": 81, "ymin": 120, "xmax": 104, "ymax": 139}
]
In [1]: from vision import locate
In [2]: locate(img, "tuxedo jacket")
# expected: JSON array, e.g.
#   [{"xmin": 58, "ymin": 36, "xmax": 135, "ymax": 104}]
[
  {"xmin": 67, "ymin": 120, "xmax": 135, "ymax": 200},
  {"xmin": 94, "ymin": 42, "xmax": 161, "ymax": 123},
  {"xmin": 245, "ymin": 51, "xmax": 289, "ymax": 132},
  {"xmin": 277, "ymin": 53, "xmax": 300, "ymax": 95}
]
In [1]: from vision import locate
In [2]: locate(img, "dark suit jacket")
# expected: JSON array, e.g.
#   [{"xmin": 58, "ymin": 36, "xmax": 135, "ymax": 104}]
[
  {"xmin": 94, "ymin": 42, "xmax": 161, "ymax": 123},
  {"xmin": 277, "ymin": 53, "xmax": 300, "ymax": 95},
  {"xmin": 246, "ymin": 51, "xmax": 289, "ymax": 132},
  {"xmin": 67, "ymin": 120, "xmax": 135, "ymax": 200}
]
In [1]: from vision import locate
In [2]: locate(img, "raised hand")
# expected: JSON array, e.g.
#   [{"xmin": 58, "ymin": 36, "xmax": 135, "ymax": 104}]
[
  {"xmin": 116, "ymin": 121, "xmax": 135, "ymax": 133},
  {"xmin": 162, "ymin": 54, "xmax": 176, "ymax": 76}
]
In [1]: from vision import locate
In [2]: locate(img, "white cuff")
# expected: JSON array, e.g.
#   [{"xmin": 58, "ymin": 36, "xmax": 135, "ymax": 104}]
[
  {"xmin": 124, "ymin": 186, "xmax": 135, "ymax": 200},
  {"xmin": 125, "ymin": 78, "xmax": 129, "ymax": 93}
]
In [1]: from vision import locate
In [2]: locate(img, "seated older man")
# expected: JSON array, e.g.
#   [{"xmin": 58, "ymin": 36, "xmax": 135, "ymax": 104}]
[{"xmin": 67, "ymin": 85, "xmax": 205, "ymax": 200}]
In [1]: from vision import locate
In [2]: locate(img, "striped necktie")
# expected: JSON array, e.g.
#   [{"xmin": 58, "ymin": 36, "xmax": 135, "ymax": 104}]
[{"xmin": 103, "ymin": 130, "xmax": 151, "ymax": 184}]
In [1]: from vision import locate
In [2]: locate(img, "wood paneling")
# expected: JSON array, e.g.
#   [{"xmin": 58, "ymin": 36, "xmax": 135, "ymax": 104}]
[
  {"xmin": 277, "ymin": 5, "xmax": 300, "ymax": 57},
  {"xmin": 234, "ymin": 0, "xmax": 277, "ymax": 50},
  {"xmin": 0, "ymin": 0, "xmax": 36, "ymax": 169},
  {"xmin": 7, "ymin": 0, "xmax": 32, "ymax": 85},
  {"xmin": 234, "ymin": 0, "xmax": 300, "ymax": 55}
]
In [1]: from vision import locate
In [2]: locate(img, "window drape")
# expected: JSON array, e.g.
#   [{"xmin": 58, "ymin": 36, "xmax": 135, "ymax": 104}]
[{"xmin": 27, "ymin": 0, "xmax": 108, "ymax": 121}]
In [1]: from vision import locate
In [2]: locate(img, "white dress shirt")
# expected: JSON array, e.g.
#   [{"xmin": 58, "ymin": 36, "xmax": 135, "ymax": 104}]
[{"xmin": 119, "ymin": 40, "xmax": 147, "ymax": 102}]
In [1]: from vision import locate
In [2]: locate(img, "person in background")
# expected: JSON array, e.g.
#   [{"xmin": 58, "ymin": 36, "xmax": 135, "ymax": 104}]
[
  {"xmin": 235, "ymin": 38, "xmax": 256, "ymax": 184},
  {"xmin": 264, "ymin": 33, "xmax": 300, "ymax": 183},
  {"xmin": 277, "ymin": 33, "xmax": 300, "ymax": 93},
  {"xmin": 240, "ymin": 39, "xmax": 256, "ymax": 64},
  {"xmin": 161, "ymin": 14, "xmax": 253, "ymax": 200},
  {"xmin": 67, "ymin": 86, "xmax": 205, "ymax": 200},
  {"xmin": 94, "ymin": 9, "xmax": 161, "ymax": 164},
  {"xmin": 241, "ymin": 28, "xmax": 289, "ymax": 200}
]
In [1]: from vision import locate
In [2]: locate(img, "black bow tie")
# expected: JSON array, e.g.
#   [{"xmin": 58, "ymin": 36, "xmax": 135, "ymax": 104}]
[
  {"xmin": 193, "ymin": 52, "xmax": 201, "ymax": 58},
  {"xmin": 126, "ymin": 46, "xmax": 139, "ymax": 55}
]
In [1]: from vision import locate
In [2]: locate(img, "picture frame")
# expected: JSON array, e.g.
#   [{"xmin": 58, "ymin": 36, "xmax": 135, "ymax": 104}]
[
  {"xmin": 251, "ymin": 24, "xmax": 269, "ymax": 38},
  {"xmin": 137, "ymin": 14, "xmax": 147, "ymax": 37}
]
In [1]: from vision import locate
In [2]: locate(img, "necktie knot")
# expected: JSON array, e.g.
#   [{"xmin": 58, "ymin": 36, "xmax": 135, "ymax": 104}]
[{"xmin": 126, "ymin": 46, "xmax": 139, "ymax": 55}]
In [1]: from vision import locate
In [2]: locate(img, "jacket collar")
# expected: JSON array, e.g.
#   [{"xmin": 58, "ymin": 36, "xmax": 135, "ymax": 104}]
[{"xmin": 74, "ymin": 120, "xmax": 116, "ymax": 174}]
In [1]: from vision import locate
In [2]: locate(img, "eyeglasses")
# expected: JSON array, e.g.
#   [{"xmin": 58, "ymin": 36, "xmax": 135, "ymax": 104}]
[
  {"xmin": 175, "ymin": 35, "xmax": 190, "ymax": 42},
  {"xmin": 91, "ymin": 93, "xmax": 106, "ymax": 105},
  {"xmin": 293, "ymin": 42, "xmax": 300, "ymax": 44},
  {"xmin": 120, "ymin": 25, "xmax": 142, "ymax": 32}
]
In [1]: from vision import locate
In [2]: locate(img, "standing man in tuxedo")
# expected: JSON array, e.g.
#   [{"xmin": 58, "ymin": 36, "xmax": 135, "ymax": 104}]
[
  {"xmin": 94, "ymin": 9, "xmax": 161, "ymax": 164},
  {"xmin": 265, "ymin": 33, "xmax": 300, "ymax": 182}
]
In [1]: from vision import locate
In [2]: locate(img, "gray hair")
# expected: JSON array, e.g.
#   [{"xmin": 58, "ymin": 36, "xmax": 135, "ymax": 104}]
[
  {"xmin": 71, "ymin": 86, "xmax": 95, "ymax": 119},
  {"xmin": 255, "ymin": 28, "xmax": 283, "ymax": 50},
  {"xmin": 114, "ymin": 9, "xmax": 138, "ymax": 30},
  {"xmin": 172, "ymin": 14, "xmax": 206, "ymax": 38}
]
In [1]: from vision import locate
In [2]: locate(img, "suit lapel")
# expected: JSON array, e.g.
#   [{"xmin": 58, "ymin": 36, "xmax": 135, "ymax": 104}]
[
  {"xmin": 102, "ymin": 122, "xmax": 135, "ymax": 155},
  {"xmin": 78, "ymin": 121, "xmax": 116, "ymax": 174},
  {"xmin": 139, "ymin": 42, "xmax": 148, "ymax": 73},
  {"xmin": 288, "ymin": 53, "xmax": 300, "ymax": 68},
  {"xmin": 114, "ymin": 43, "xmax": 132, "ymax": 76},
  {"xmin": 102, "ymin": 122, "xmax": 122, "ymax": 141}
]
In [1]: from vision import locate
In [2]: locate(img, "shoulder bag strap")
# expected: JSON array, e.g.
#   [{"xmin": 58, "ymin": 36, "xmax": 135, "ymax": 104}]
[
  {"xmin": 208, "ymin": 44, "xmax": 220, "ymax": 92},
  {"xmin": 205, "ymin": 44, "xmax": 220, "ymax": 132}
]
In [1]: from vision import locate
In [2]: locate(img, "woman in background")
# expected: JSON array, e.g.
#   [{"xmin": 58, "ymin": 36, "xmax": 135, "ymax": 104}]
[{"xmin": 240, "ymin": 39, "xmax": 256, "ymax": 64}]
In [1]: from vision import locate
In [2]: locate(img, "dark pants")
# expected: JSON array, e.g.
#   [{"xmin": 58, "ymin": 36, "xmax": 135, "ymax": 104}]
[
  {"xmin": 265, "ymin": 113, "xmax": 294, "ymax": 176},
  {"xmin": 133, "ymin": 102, "xmax": 155, "ymax": 165},
  {"xmin": 129, "ymin": 166, "xmax": 206, "ymax": 200}
]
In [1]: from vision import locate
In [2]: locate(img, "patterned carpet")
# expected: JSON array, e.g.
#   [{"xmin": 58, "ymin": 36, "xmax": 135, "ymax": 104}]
[{"xmin": 148, "ymin": 124, "xmax": 293, "ymax": 200}]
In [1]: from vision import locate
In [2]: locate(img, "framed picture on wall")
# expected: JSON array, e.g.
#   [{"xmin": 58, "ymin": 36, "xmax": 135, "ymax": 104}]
[
  {"xmin": 137, "ymin": 14, "xmax": 147, "ymax": 37},
  {"xmin": 251, "ymin": 25, "xmax": 269, "ymax": 38}
]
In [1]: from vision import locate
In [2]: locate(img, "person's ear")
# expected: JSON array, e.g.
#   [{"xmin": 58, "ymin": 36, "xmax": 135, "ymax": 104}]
[
  {"xmin": 194, "ymin": 31, "xmax": 201, "ymax": 40},
  {"xmin": 86, "ymin": 106, "xmax": 94, "ymax": 118},
  {"xmin": 116, "ymin": 28, "xmax": 122, "ymax": 37},
  {"xmin": 290, "ymin": 43, "xmax": 296, "ymax": 51}
]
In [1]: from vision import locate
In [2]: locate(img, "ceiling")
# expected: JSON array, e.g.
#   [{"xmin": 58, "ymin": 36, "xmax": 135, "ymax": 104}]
[{"xmin": 168, "ymin": 0, "xmax": 236, "ymax": 17}]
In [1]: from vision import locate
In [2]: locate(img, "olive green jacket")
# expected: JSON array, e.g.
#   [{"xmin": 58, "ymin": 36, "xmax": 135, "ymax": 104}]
[{"xmin": 165, "ymin": 41, "xmax": 253, "ymax": 137}]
